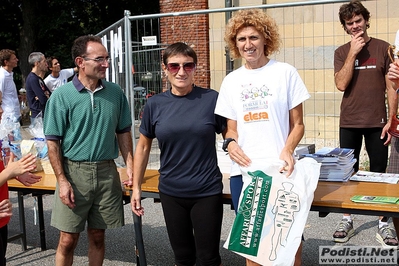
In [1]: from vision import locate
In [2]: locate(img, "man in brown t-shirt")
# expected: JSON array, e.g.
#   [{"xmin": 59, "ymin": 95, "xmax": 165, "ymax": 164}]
[{"xmin": 333, "ymin": 0, "xmax": 397, "ymax": 247}]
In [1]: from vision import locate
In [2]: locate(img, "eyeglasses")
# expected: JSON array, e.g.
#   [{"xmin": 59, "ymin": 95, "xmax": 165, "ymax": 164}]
[
  {"xmin": 166, "ymin": 62, "xmax": 196, "ymax": 74},
  {"xmin": 83, "ymin": 57, "xmax": 111, "ymax": 64}
]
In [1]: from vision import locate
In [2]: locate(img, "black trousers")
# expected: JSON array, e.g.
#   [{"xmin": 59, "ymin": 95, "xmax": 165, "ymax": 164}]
[
  {"xmin": 0, "ymin": 225, "xmax": 8, "ymax": 266},
  {"xmin": 159, "ymin": 192, "xmax": 223, "ymax": 266}
]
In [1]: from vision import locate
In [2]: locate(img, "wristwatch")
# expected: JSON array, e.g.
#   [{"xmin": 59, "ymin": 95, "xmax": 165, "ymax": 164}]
[{"xmin": 222, "ymin": 138, "xmax": 236, "ymax": 152}]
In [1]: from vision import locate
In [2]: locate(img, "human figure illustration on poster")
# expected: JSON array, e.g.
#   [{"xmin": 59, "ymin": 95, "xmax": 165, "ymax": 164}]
[{"xmin": 269, "ymin": 182, "xmax": 300, "ymax": 261}]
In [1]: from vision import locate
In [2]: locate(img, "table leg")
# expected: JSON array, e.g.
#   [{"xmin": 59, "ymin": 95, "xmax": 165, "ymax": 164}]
[
  {"xmin": 130, "ymin": 191, "xmax": 147, "ymax": 266},
  {"xmin": 17, "ymin": 191, "xmax": 27, "ymax": 250},
  {"xmin": 35, "ymin": 195, "xmax": 46, "ymax": 251},
  {"xmin": 7, "ymin": 192, "xmax": 27, "ymax": 250}
]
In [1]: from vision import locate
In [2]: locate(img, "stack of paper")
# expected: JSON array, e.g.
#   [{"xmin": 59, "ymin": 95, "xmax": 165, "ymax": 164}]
[
  {"xmin": 300, "ymin": 147, "xmax": 356, "ymax": 182},
  {"xmin": 350, "ymin": 170, "xmax": 399, "ymax": 184}
]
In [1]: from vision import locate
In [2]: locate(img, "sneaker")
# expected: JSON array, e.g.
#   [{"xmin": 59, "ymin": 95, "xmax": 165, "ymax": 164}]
[
  {"xmin": 376, "ymin": 225, "xmax": 398, "ymax": 248},
  {"xmin": 333, "ymin": 218, "xmax": 355, "ymax": 243}
]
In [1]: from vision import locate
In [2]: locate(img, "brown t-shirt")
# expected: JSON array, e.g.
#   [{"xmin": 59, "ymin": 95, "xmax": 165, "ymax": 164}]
[{"xmin": 334, "ymin": 37, "xmax": 391, "ymax": 128}]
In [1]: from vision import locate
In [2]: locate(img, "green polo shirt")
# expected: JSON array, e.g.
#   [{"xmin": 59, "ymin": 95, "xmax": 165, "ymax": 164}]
[{"xmin": 44, "ymin": 75, "xmax": 132, "ymax": 161}]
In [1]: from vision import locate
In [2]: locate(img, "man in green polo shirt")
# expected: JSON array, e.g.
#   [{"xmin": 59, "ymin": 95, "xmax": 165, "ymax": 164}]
[{"xmin": 43, "ymin": 35, "xmax": 133, "ymax": 265}]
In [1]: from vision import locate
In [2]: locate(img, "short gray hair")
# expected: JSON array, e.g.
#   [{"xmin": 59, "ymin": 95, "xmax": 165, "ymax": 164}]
[{"xmin": 28, "ymin": 52, "xmax": 45, "ymax": 68}]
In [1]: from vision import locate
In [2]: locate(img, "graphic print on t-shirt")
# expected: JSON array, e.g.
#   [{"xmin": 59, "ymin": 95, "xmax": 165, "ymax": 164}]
[
  {"xmin": 240, "ymin": 83, "xmax": 272, "ymax": 123},
  {"xmin": 354, "ymin": 57, "xmax": 377, "ymax": 70}
]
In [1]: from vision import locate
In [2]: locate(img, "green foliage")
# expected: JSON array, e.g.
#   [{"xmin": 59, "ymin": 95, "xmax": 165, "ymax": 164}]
[{"xmin": 0, "ymin": 0, "xmax": 160, "ymax": 85}]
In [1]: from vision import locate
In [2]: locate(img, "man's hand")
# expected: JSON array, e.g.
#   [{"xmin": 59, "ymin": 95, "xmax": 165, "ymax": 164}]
[
  {"xmin": 381, "ymin": 123, "xmax": 392, "ymax": 146},
  {"xmin": 349, "ymin": 31, "xmax": 366, "ymax": 56},
  {"xmin": 58, "ymin": 179, "xmax": 76, "ymax": 209}
]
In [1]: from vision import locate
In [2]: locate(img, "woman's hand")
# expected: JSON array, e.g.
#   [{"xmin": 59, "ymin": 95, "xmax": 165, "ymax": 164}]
[
  {"xmin": 279, "ymin": 149, "xmax": 295, "ymax": 177},
  {"xmin": 0, "ymin": 199, "xmax": 12, "ymax": 219},
  {"xmin": 6, "ymin": 153, "xmax": 37, "ymax": 177},
  {"xmin": 131, "ymin": 189, "xmax": 144, "ymax": 216},
  {"xmin": 227, "ymin": 141, "xmax": 251, "ymax": 167}
]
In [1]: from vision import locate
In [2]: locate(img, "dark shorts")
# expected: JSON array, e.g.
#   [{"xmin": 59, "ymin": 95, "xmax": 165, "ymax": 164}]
[{"xmin": 51, "ymin": 159, "xmax": 124, "ymax": 233}]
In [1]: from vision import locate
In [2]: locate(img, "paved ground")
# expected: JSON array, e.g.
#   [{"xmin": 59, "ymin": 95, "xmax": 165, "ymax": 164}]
[{"xmin": 4, "ymin": 191, "xmax": 398, "ymax": 266}]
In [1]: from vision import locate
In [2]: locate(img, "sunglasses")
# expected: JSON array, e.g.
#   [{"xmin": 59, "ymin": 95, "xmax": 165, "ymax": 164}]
[{"xmin": 166, "ymin": 62, "xmax": 196, "ymax": 74}]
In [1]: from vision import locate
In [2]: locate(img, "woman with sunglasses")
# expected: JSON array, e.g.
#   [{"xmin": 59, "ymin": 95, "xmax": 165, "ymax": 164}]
[
  {"xmin": 131, "ymin": 42, "xmax": 226, "ymax": 266},
  {"xmin": 215, "ymin": 9, "xmax": 310, "ymax": 266}
]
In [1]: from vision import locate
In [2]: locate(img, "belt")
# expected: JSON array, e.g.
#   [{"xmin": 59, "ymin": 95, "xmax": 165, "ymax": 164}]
[{"xmin": 65, "ymin": 158, "xmax": 114, "ymax": 165}]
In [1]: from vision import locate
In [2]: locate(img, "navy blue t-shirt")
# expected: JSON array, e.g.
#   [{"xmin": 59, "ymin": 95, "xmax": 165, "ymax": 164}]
[{"xmin": 139, "ymin": 86, "xmax": 226, "ymax": 197}]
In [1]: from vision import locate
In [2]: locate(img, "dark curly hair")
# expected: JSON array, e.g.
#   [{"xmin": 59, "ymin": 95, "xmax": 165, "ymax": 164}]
[{"xmin": 338, "ymin": 0, "xmax": 370, "ymax": 33}]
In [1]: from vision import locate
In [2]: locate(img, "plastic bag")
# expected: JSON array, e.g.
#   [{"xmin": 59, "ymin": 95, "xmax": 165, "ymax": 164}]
[
  {"xmin": 0, "ymin": 114, "xmax": 22, "ymax": 142},
  {"xmin": 27, "ymin": 112, "xmax": 48, "ymax": 160},
  {"xmin": 27, "ymin": 112, "xmax": 45, "ymax": 139},
  {"xmin": 0, "ymin": 114, "xmax": 22, "ymax": 162},
  {"xmin": 224, "ymin": 158, "xmax": 321, "ymax": 266}
]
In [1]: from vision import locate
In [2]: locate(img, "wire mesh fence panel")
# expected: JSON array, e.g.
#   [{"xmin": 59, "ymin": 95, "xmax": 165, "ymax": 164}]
[{"xmin": 98, "ymin": 0, "xmax": 399, "ymax": 168}]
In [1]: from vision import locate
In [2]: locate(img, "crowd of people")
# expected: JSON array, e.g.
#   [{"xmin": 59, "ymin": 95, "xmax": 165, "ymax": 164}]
[{"xmin": 0, "ymin": 0, "xmax": 398, "ymax": 265}]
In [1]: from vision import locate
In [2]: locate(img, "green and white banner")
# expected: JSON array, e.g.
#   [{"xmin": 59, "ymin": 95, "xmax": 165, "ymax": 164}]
[{"xmin": 224, "ymin": 158, "xmax": 321, "ymax": 265}]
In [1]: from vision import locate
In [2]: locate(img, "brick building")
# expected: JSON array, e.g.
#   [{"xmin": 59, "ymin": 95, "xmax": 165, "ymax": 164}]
[{"xmin": 160, "ymin": 0, "xmax": 210, "ymax": 88}]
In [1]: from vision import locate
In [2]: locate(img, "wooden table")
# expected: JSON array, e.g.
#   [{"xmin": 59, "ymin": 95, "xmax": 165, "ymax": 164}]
[
  {"xmin": 141, "ymin": 170, "xmax": 399, "ymax": 217},
  {"xmin": 7, "ymin": 169, "xmax": 132, "ymax": 251},
  {"xmin": 7, "ymin": 169, "xmax": 399, "ymax": 266},
  {"xmin": 312, "ymin": 181, "xmax": 399, "ymax": 217}
]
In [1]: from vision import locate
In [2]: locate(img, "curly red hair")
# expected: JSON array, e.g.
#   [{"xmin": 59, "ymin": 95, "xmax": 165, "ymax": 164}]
[{"xmin": 225, "ymin": 9, "xmax": 280, "ymax": 59}]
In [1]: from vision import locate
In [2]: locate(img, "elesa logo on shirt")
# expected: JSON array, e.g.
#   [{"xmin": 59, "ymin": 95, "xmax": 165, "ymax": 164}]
[{"xmin": 243, "ymin": 111, "xmax": 269, "ymax": 122}]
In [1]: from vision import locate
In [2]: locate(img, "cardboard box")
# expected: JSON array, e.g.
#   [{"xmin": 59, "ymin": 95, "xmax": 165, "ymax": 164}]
[{"xmin": 40, "ymin": 159, "xmax": 54, "ymax": 175}]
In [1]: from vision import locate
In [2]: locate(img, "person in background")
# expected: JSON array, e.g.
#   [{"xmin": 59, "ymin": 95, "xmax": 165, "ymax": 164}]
[
  {"xmin": 44, "ymin": 56, "xmax": 77, "ymax": 92},
  {"xmin": 0, "ymin": 49, "xmax": 21, "ymax": 122},
  {"xmin": 0, "ymin": 104, "xmax": 42, "ymax": 266},
  {"xmin": 333, "ymin": 0, "xmax": 397, "ymax": 246},
  {"xmin": 214, "ymin": 8, "xmax": 310, "ymax": 266},
  {"xmin": 43, "ymin": 35, "xmax": 133, "ymax": 266},
  {"xmin": 388, "ymin": 30, "xmax": 399, "ymax": 88},
  {"xmin": 387, "ymin": 29, "xmax": 399, "ymax": 240},
  {"xmin": 25, "ymin": 52, "xmax": 51, "ymax": 123},
  {"xmin": 131, "ymin": 42, "xmax": 226, "ymax": 266},
  {"xmin": 0, "ymin": 152, "xmax": 40, "ymax": 266}
]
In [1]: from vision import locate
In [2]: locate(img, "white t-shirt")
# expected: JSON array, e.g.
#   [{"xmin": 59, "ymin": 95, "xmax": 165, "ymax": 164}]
[
  {"xmin": 44, "ymin": 68, "xmax": 75, "ymax": 92},
  {"xmin": 215, "ymin": 59, "xmax": 310, "ymax": 176},
  {"xmin": 0, "ymin": 67, "xmax": 20, "ymax": 119},
  {"xmin": 394, "ymin": 29, "xmax": 399, "ymax": 59}
]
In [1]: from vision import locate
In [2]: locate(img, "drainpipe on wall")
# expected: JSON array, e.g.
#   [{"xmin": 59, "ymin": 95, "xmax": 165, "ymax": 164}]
[{"xmin": 225, "ymin": 0, "xmax": 234, "ymax": 75}]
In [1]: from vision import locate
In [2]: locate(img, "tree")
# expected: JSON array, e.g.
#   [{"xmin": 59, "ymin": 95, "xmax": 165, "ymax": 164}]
[{"xmin": 0, "ymin": 0, "xmax": 160, "ymax": 88}]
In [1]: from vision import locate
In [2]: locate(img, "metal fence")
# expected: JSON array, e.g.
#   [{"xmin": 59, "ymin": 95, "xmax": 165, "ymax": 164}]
[{"xmin": 97, "ymin": 0, "xmax": 399, "ymax": 168}]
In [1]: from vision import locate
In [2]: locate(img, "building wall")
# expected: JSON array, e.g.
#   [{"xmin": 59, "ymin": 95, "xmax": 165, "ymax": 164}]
[
  {"xmin": 159, "ymin": 0, "xmax": 210, "ymax": 89},
  {"xmin": 157, "ymin": 0, "xmax": 399, "ymax": 165},
  {"xmin": 208, "ymin": 1, "xmax": 398, "ymax": 153}
]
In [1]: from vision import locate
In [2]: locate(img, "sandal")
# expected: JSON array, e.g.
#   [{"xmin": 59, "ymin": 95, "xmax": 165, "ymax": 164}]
[
  {"xmin": 333, "ymin": 218, "xmax": 354, "ymax": 243},
  {"xmin": 376, "ymin": 225, "xmax": 398, "ymax": 247}
]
